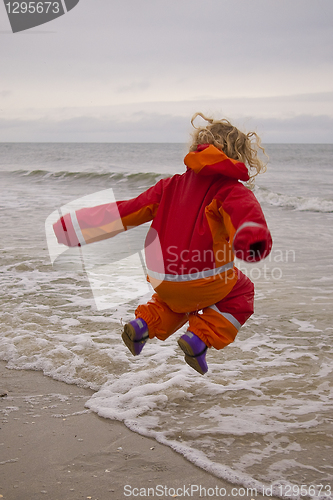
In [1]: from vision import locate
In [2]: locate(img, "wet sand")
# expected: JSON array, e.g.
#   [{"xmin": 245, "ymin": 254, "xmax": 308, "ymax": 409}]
[{"xmin": 0, "ymin": 361, "xmax": 280, "ymax": 500}]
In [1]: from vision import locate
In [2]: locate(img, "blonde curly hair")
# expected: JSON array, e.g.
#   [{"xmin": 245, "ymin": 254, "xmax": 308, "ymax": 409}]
[{"xmin": 189, "ymin": 112, "xmax": 268, "ymax": 186}]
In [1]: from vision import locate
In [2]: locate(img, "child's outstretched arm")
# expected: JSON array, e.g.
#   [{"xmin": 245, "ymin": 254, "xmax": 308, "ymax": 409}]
[
  {"xmin": 219, "ymin": 184, "xmax": 272, "ymax": 263},
  {"xmin": 53, "ymin": 178, "xmax": 168, "ymax": 247}
]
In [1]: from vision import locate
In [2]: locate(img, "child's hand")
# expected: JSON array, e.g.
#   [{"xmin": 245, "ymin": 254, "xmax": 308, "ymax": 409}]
[
  {"xmin": 233, "ymin": 223, "xmax": 272, "ymax": 262},
  {"xmin": 53, "ymin": 214, "xmax": 81, "ymax": 247}
]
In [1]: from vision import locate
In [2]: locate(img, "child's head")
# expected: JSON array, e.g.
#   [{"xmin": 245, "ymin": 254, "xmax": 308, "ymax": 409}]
[{"xmin": 189, "ymin": 112, "xmax": 267, "ymax": 184}]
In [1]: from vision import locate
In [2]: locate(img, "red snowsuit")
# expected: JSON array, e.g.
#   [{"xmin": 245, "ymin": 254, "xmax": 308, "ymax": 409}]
[{"xmin": 53, "ymin": 144, "xmax": 272, "ymax": 350}]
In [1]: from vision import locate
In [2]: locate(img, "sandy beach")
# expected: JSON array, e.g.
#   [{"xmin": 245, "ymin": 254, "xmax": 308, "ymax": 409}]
[{"xmin": 0, "ymin": 361, "xmax": 282, "ymax": 500}]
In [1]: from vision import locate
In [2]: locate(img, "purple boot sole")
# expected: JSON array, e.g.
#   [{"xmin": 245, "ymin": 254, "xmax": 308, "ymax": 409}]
[
  {"xmin": 178, "ymin": 331, "xmax": 208, "ymax": 375},
  {"xmin": 122, "ymin": 318, "xmax": 149, "ymax": 356}
]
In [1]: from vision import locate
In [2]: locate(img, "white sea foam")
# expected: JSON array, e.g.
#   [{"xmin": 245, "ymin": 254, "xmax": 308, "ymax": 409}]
[{"xmin": 290, "ymin": 318, "xmax": 322, "ymax": 332}]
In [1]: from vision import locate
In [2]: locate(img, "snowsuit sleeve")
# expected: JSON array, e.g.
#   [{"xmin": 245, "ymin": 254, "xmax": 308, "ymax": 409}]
[
  {"xmin": 219, "ymin": 183, "xmax": 272, "ymax": 262},
  {"xmin": 53, "ymin": 178, "xmax": 167, "ymax": 247}
]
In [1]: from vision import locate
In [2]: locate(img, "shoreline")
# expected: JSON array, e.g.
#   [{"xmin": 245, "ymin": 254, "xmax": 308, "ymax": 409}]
[{"xmin": 0, "ymin": 361, "xmax": 280, "ymax": 500}]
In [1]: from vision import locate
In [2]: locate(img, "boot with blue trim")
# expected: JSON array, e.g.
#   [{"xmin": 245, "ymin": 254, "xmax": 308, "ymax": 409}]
[
  {"xmin": 122, "ymin": 318, "xmax": 149, "ymax": 356},
  {"xmin": 178, "ymin": 331, "xmax": 208, "ymax": 375}
]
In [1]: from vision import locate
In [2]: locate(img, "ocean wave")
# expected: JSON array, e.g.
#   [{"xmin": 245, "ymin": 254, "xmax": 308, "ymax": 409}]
[
  {"xmin": 255, "ymin": 186, "xmax": 333, "ymax": 213},
  {"xmin": 9, "ymin": 168, "xmax": 166, "ymax": 185},
  {"xmin": 4, "ymin": 168, "xmax": 333, "ymax": 213}
]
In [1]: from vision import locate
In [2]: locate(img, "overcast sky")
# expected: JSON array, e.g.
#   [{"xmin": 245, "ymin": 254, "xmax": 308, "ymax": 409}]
[{"xmin": 1, "ymin": 0, "xmax": 333, "ymax": 142}]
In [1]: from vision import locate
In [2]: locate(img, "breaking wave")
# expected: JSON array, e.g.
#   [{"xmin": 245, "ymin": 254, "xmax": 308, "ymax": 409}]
[
  {"xmin": 5, "ymin": 168, "xmax": 333, "ymax": 213},
  {"xmin": 9, "ymin": 168, "xmax": 166, "ymax": 186},
  {"xmin": 255, "ymin": 186, "xmax": 333, "ymax": 213}
]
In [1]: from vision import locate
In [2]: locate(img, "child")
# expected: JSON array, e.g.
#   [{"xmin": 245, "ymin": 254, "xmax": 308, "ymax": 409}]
[{"xmin": 53, "ymin": 113, "xmax": 272, "ymax": 375}]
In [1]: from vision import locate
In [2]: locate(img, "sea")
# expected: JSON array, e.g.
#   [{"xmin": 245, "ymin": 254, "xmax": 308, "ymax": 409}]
[{"xmin": 0, "ymin": 143, "xmax": 332, "ymax": 499}]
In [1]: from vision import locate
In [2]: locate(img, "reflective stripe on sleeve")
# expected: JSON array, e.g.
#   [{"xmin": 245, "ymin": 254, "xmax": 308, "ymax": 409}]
[
  {"xmin": 70, "ymin": 212, "xmax": 86, "ymax": 247},
  {"xmin": 234, "ymin": 221, "xmax": 262, "ymax": 239}
]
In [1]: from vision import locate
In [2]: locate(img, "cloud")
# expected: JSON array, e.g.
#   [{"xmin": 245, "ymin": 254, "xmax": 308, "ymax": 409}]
[
  {"xmin": 1, "ymin": 110, "xmax": 332, "ymax": 143},
  {"xmin": 1, "ymin": 91, "xmax": 332, "ymax": 142},
  {"xmin": 252, "ymin": 115, "xmax": 333, "ymax": 143},
  {"xmin": 0, "ymin": 112, "xmax": 188, "ymax": 142}
]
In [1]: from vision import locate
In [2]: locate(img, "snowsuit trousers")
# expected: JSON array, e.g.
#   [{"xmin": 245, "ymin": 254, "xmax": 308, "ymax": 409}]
[{"xmin": 135, "ymin": 270, "xmax": 254, "ymax": 350}]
